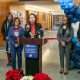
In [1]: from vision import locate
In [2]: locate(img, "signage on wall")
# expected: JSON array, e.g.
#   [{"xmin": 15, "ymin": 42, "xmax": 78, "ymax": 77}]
[{"xmin": 24, "ymin": 44, "xmax": 38, "ymax": 59}]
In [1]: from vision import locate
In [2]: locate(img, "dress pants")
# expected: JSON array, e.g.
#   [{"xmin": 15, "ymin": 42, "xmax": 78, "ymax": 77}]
[{"xmin": 59, "ymin": 43, "xmax": 71, "ymax": 69}]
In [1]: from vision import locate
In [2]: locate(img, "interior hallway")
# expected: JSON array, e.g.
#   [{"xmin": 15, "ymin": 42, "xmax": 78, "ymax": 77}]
[{"xmin": 0, "ymin": 31, "xmax": 80, "ymax": 80}]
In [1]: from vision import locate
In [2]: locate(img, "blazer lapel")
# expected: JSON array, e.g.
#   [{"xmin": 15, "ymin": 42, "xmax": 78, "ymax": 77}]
[{"xmin": 59, "ymin": 27, "xmax": 63, "ymax": 37}]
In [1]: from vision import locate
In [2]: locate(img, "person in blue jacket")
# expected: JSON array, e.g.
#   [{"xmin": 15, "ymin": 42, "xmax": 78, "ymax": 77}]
[{"xmin": 8, "ymin": 17, "xmax": 24, "ymax": 72}]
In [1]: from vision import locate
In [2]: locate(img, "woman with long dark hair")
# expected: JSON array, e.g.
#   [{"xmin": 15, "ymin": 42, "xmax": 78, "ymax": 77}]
[
  {"xmin": 24, "ymin": 13, "xmax": 44, "ymax": 38},
  {"xmin": 8, "ymin": 17, "xmax": 24, "ymax": 72},
  {"xmin": 57, "ymin": 16, "xmax": 74, "ymax": 74},
  {"xmin": 1, "ymin": 13, "xmax": 13, "ymax": 66}
]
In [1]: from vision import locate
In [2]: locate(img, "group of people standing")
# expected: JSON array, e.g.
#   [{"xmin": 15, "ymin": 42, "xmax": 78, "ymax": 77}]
[
  {"xmin": 1, "ymin": 13, "xmax": 43, "ymax": 73},
  {"xmin": 1, "ymin": 13, "xmax": 80, "ymax": 75}
]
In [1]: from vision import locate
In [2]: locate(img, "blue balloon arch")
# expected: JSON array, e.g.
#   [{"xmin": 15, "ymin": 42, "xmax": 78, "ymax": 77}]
[
  {"xmin": 57, "ymin": 0, "xmax": 80, "ymax": 48},
  {"xmin": 57, "ymin": 0, "xmax": 80, "ymax": 23}
]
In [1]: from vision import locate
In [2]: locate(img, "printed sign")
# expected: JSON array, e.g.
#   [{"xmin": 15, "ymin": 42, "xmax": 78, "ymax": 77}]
[{"xmin": 24, "ymin": 44, "xmax": 38, "ymax": 58}]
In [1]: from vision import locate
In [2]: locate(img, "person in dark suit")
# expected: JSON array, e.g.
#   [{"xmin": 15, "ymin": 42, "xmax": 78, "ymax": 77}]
[
  {"xmin": 8, "ymin": 17, "xmax": 24, "ymax": 72},
  {"xmin": 57, "ymin": 16, "xmax": 74, "ymax": 74},
  {"xmin": 1, "ymin": 13, "xmax": 13, "ymax": 66},
  {"xmin": 24, "ymin": 13, "xmax": 44, "ymax": 38}
]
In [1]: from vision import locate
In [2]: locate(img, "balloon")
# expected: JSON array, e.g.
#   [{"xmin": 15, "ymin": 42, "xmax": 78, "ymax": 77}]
[
  {"xmin": 76, "ymin": 61, "xmax": 80, "ymax": 69},
  {"xmin": 58, "ymin": 0, "xmax": 80, "ymax": 22},
  {"xmin": 64, "ymin": 4, "xmax": 69, "ymax": 9},
  {"xmin": 58, "ymin": 0, "xmax": 64, "ymax": 4},
  {"xmin": 68, "ymin": 3, "xmax": 74, "ymax": 9},
  {"xmin": 76, "ymin": 42, "xmax": 80, "ymax": 48},
  {"xmin": 69, "ymin": 60, "xmax": 75, "ymax": 69},
  {"xmin": 75, "ymin": 54, "xmax": 80, "ymax": 61},
  {"xmin": 75, "ymin": 9, "xmax": 80, "ymax": 19},
  {"xmin": 61, "ymin": 3, "xmax": 69, "ymax": 10},
  {"xmin": 60, "ymin": 3, "xmax": 66, "ymax": 10},
  {"xmin": 70, "ymin": 7, "xmax": 76, "ymax": 14},
  {"xmin": 71, "ymin": 17, "xmax": 78, "ymax": 23},
  {"xmin": 70, "ymin": 50, "xmax": 76, "ymax": 60},
  {"xmin": 76, "ymin": 55, "xmax": 80, "ymax": 61},
  {"xmin": 67, "ymin": 14, "xmax": 74, "ymax": 19},
  {"xmin": 73, "ymin": 5, "xmax": 78, "ymax": 10},
  {"xmin": 64, "ymin": 0, "xmax": 73, "ymax": 3},
  {"xmin": 64, "ymin": 9, "xmax": 70, "ymax": 15},
  {"xmin": 72, "ymin": 37, "xmax": 78, "ymax": 43}
]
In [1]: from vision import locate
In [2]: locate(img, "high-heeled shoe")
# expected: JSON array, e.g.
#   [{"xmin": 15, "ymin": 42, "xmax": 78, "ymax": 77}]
[
  {"xmin": 64, "ymin": 68, "xmax": 68, "ymax": 75},
  {"xmin": 60, "ymin": 68, "xmax": 64, "ymax": 74},
  {"xmin": 64, "ymin": 72, "xmax": 68, "ymax": 75}
]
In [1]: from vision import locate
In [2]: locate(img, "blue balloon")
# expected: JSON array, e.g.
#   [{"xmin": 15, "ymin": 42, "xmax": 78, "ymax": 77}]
[
  {"xmin": 70, "ymin": 50, "xmax": 76, "ymax": 60},
  {"xmin": 64, "ymin": 9, "xmax": 70, "ymax": 15},
  {"xmin": 73, "ymin": 5, "xmax": 78, "ymax": 10},
  {"xmin": 64, "ymin": 0, "xmax": 73, "ymax": 3},
  {"xmin": 67, "ymin": 14, "xmax": 74, "ymax": 19},
  {"xmin": 75, "ymin": 54, "xmax": 80, "ymax": 61},
  {"xmin": 76, "ymin": 42, "xmax": 80, "ymax": 48},
  {"xmin": 60, "ymin": 4, "xmax": 66, "ymax": 10},
  {"xmin": 71, "ymin": 17, "xmax": 78, "ymax": 23},
  {"xmin": 58, "ymin": 0, "xmax": 64, "ymax": 4},
  {"xmin": 75, "ymin": 9, "xmax": 80, "ymax": 19},
  {"xmin": 77, "ymin": 51, "xmax": 80, "ymax": 56},
  {"xmin": 64, "ymin": 4, "xmax": 69, "ymax": 9},
  {"xmin": 60, "ymin": 3, "xmax": 68, "ymax": 10},
  {"xmin": 72, "ymin": 37, "xmax": 78, "ymax": 43},
  {"xmin": 68, "ymin": 3, "xmax": 74, "ymax": 9},
  {"xmin": 76, "ymin": 61, "xmax": 80, "ymax": 69},
  {"xmin": 69, "ymin": 60, "xmax": 75, "ymax": 69},
  {"xmin": 61, "ymin": 4, "xmax": 69, "ymax": 10},
  {"xmin": 70, "ymin": 7, "xmax": 76, "ymax": 14},
  {"xmin": 75, "ymin": 47, "xmax": 80, "ymax": 56}
]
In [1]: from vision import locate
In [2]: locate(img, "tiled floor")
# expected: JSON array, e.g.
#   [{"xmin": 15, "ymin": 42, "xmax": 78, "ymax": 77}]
[{"xmin": 0, "ymin": 31, "xmax": 80, "ymax": 80}]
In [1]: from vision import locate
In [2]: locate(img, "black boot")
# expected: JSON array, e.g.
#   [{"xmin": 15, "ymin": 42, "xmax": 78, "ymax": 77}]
[{"xmin": 7, "ymin": 53, "xmax": 12, "ymax": 66}]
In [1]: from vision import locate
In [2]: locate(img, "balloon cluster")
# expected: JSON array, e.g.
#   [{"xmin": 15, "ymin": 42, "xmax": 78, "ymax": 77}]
[
  {"xmin": 70, "ymin": 47, "xmax": 80, "ymax": 69},
  {"xmin": 69, "ymin": 37, "xmax": 80, "ymax": 69},
  {"xmin": 72, "ymin": 37, "xmax": 80, "ymax": 48},
  {"xmin": 56, "ymin": 0, "xmax": 80, "ymax": 23}
]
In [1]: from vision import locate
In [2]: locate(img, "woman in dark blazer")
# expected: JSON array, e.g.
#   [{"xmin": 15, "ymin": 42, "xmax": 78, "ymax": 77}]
[
  {"xmin": 57, "ymin": 16, "xmax": 74, "ymax": 74},
  {"xmin": 24, "ymin": 13, "xmax": 44, "ymax": 38},
  {"xmin": 1, "ymin": 13, "xmax": 13, "ymax": 66},
  {"xmin": 8, "ymin": 17, "xmax": 24, "ymax": 72}
]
